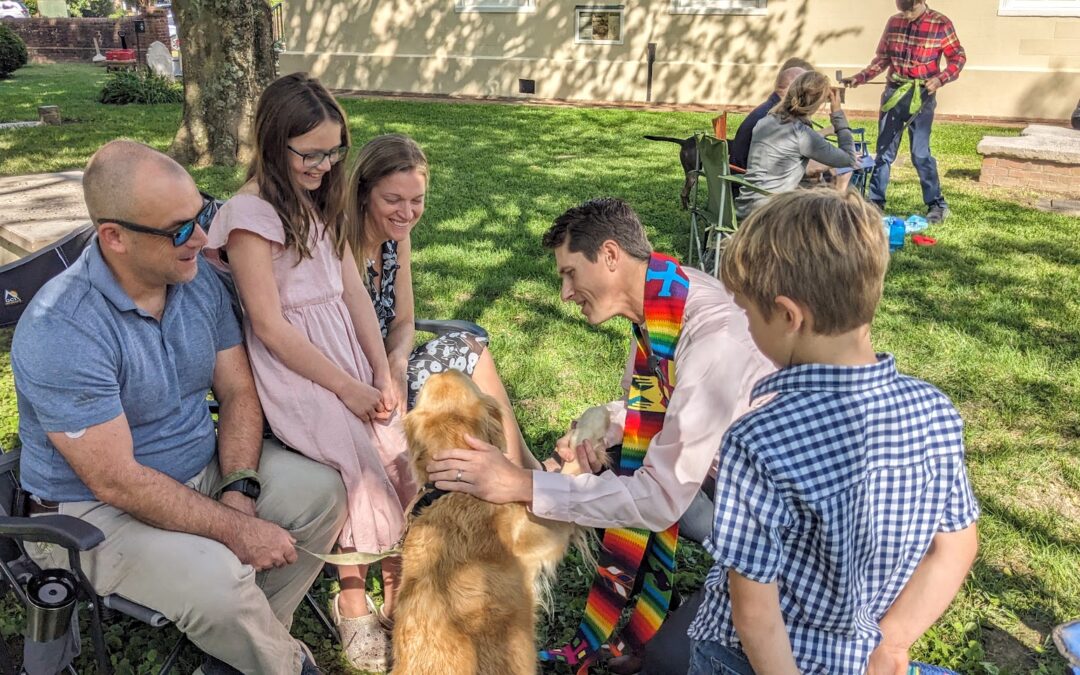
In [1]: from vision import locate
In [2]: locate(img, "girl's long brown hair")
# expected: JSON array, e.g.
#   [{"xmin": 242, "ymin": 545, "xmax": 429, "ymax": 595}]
[
  {"xmin": 770, "ymin": 70, "xmax": 832, "ymax": 125},
  {"xmin": 346, "ymin": 134, "xmax": 429, "ymax": 259},
  {"xmin": 248, "ymin": 72, "xmax": 351, "ymax": 260}
]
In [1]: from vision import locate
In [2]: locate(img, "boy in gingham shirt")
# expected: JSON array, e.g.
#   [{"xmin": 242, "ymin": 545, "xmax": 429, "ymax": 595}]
[{"xmin": 687, "ymin": 190, "xmax": 979, "ymax": 674}]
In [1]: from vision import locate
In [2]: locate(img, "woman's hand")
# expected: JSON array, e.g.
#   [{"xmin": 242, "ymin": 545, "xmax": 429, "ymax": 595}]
[
  {"xmin": 338, "ymin": 378, "xmax": 385, "ymax": 423},
  {"xmin": 388, "ymin": 359, "xmax": 409, "ymax": 417},
  {"xmin": 427, "ymin": 434, "xmax": 533, "ymax": 504},
  {"xmin": 828, "ymin": 87, "xmax": 843, "ymax": 114},
  {"xmin": 372, "ymin": 370, "xmax": 398, "ymax": 421}
]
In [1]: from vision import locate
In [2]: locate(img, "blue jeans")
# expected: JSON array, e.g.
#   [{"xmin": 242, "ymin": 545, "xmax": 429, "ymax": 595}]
[
  {"xmin": 687, "ymin": 640, "xmax": 756, "ymax": 675},
  {"xmin": 677, "ymin": 481, "xmax": 715, "ymax": 545},
  {"xmin": 868, "ymin": 85, "xmax": 944, "ymax": 209}
]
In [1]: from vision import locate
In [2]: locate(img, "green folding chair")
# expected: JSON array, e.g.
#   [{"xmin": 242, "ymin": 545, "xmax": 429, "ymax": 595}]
[{"xmin": 687, "ymin": 135, "xmax": 770, "ymax": 276}]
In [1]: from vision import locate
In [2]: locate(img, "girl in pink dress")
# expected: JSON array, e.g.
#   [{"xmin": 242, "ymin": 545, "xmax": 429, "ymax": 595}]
[{"xmin": 205, "ymin": 73, "xmax": 411, "ymax": 672}]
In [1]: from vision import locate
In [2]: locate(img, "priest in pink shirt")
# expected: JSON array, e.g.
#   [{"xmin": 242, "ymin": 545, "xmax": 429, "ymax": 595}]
[{"xmin": 427, "ymin": 197, "xmax": 773, "ymax": 675}]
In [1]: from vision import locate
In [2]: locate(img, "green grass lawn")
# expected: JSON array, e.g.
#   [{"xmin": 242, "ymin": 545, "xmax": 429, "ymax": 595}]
[{"xmin": 2, "ymin": 63, "xmax": 1078, "ymax": 674}]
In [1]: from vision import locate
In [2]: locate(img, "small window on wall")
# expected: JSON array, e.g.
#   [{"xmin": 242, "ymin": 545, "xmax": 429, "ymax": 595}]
[
  {"xmin": 998, "ymin": 0, "xmax": 1080, "ymax": 16},
  {"xmin": 669, "ymin": 0, "xmax": 766, "ymax": 15},
  {"xmin": 576, "ymin": 6, "xmax": 624, "ymax": 44},
  {"xmin": 455, "ymin": 0, "xmax": 536, "ymax": 13}
]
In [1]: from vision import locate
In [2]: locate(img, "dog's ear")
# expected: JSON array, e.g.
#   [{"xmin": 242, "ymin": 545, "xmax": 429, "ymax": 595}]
[
  {"xmin": 404, "ymin": 410, "xmax": 434, "ymax": 484},
  {"xmin": 477, "ymin": 394, "xmax": 506, "ymax": 452}
]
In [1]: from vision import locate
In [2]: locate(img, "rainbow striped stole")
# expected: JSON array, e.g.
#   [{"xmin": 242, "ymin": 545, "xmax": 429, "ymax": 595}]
[{"xmin": 539, "ymin": 252, "xmax": 689, "ymax": 673}]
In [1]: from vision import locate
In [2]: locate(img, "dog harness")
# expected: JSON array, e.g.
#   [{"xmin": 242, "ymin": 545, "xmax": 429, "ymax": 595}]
[
  {"xmin": 410, "ymin": 483, "xmax": 449, "ymax": 518},
  {"xmin": 540, "ymin": 252, "xmax": 688, "ymax": 673}
]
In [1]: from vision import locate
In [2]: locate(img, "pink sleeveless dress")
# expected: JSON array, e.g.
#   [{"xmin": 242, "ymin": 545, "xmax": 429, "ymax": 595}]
[{"xmin": 206, "ymin": 194, "xmax": 414, "ymax": 553}]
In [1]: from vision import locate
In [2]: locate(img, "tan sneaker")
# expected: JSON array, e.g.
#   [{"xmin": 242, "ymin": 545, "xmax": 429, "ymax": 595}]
[{"xmin": 331, "ymin": 594, "xmax": 391, "ymax": 673}]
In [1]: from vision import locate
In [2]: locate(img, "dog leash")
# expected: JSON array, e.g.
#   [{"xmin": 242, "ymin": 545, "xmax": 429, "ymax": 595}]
[
  {"xmin": 296, "ymin": 545, "xmax": 400, "ymax": 566},
  {"xmin": 296, "ymin": 484, "xmax": 450, "ymax": 566}
]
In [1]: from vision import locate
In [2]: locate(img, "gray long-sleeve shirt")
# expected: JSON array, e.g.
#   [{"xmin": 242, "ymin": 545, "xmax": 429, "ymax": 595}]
[{"xmin": 735, "ymin": 110, "xmax": 857, "ymax": 220}]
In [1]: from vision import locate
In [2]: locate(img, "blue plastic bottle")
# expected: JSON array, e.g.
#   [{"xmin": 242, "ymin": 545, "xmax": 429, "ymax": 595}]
[{"xmin": 886, "ymin": 217, "xmax": 906, "ymax": 252}]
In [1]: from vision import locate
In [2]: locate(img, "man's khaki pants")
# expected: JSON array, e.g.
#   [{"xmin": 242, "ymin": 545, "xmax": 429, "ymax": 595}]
[{"xmin": 27, "ymin": 440, "xmax": 347, "ymax": 675}]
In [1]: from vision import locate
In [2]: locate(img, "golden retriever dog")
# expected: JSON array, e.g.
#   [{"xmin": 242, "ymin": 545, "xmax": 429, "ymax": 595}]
[{"xmin": 393, "ymin": 370, "xmax": 583, "ymax": 675}]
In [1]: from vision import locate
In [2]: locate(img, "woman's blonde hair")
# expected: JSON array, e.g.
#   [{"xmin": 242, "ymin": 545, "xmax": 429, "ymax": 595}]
[
  {"xmin": 248, "ymin": 72, "xmax": 351, "ymax": 260},
  {"xmin": 770, "ymin": 70, "xmax": 832, "ymax": 124},
  {"xmin": 720, "ymin": 189, "xmax": 889, "ymax": 335},
  {"xmin": 347, "ymin": 134, "xmax": 429, "ymax": 256}
]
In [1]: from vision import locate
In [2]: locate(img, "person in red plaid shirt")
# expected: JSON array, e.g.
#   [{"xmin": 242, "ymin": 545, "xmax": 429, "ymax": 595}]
[{"xmin": 842, "ymin": 0, "xmax": 965, "ymax": 224}]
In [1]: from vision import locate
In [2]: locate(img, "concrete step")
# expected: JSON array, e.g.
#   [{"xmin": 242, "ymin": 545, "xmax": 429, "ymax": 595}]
[{"xmin": 0, "ymin": 171, "xmax": 90, "ymax": 266}]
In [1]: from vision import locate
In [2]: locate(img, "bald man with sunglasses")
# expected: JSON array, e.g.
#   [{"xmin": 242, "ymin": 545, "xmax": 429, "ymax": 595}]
[{"xmin": 12, "ymin": 140, "xmax": 345, "ymax": 675}]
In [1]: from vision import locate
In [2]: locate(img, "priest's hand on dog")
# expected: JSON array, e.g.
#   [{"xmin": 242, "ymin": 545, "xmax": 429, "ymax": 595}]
[{"xmin": 428, "ymin": 434, "xmax": 534, "ymax": 504}]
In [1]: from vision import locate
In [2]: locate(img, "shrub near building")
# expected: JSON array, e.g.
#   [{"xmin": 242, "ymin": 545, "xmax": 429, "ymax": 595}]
[
  {"xmin": 0, "ymin": 23, "xmax": 28, "ymax": 79},
  {"xmin": 99, "ymin": 69, "xmax": 182, "ymax": 105}
]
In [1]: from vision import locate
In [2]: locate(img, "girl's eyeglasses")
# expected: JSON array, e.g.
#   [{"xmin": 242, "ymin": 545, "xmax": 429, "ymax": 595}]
[
  {"xmin": 288, "ymin": 145, "xmax": 349, "ymax": 169},
  {"xmin": 99, "ymin": 194, "xmax": 217, "ymax": 247}
]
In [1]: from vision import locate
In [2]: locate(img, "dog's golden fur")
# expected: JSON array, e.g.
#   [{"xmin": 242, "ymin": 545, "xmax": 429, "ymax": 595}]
[{"xmin": 393, "ymin": 370, "xmax": 581, "ymax": 675}]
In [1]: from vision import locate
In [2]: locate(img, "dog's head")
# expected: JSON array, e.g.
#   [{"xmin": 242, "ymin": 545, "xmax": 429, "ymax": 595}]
[{"xmin": 404, "ymin": 370, "xmax": 505, "ymax": 485}]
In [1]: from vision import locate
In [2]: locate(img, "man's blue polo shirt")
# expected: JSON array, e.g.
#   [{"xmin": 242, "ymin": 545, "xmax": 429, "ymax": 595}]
[{"xmin": 12, "ymin": 241, "xmax": 243, "ymax": 502}]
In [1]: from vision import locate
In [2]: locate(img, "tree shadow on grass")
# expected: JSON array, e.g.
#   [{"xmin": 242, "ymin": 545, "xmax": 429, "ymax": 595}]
[
  {"xmin": 969, "ymin": 556, "xmax": 1077, "ymax": 674},
  {"xmin": 878, "ymin": 190, "xmax": 1079, "ymax": 439},
  {"xmin": 980, "ymin": 493, "xmax": 1080, "ymax": 561}
]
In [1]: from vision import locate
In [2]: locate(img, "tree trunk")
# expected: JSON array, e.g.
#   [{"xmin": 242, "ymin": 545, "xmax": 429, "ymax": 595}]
[{"xmin": 169, "ymin": 0, "xmax": 276, "ymax": 167}]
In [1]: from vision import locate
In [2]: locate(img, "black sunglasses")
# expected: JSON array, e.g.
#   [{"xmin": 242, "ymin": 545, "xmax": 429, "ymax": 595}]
[{"xmin": 99, "ymin": 194, "xmax": 216, "ymax": 247}]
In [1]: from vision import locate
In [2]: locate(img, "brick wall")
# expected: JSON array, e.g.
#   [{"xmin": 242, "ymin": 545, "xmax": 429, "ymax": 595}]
[
  {"xmin": 979, "ymin": 156, "xmax": 1080, "ymax": 196},
  {"xmin": 0, "ymin": 14, "xmax": 169, "ymax": 65}
]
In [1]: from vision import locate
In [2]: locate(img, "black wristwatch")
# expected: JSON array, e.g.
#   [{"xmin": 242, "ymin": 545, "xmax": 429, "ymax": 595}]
[{"xmin": 221, "ymin": 477, "xmax": 262, "ymax": 500}]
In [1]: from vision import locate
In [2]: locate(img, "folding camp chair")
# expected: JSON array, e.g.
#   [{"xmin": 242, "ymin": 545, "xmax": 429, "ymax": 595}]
[
  {"xmin": 0, "ymin": 446, "xmax": 190, "ymax": 675},
  {"xmin": 0, "ymin": 225, "xmax": 95, "ymax": 329},
  {"xmin": 848, "ymin": 129, "xmax": 876, "ymax": 197},
  {"xmin": 686, "ymin": 134, "xmax": 733, "ymax": 273},
  {"xmin": 686, "ymin": 134, "xmax": 770, "ymax": 276},
  {"xmin": 830, "ymin": 127, "xmax": 876, "ymax": 197}
]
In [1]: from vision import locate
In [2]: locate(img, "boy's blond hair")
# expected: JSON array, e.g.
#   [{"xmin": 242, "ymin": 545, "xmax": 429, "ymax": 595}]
[{"xmin": 721, "ymin": 189, "xmax": 889, "ymax": 335}]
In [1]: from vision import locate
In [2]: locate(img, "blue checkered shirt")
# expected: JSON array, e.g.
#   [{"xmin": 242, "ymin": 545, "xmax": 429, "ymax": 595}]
[{"xmin": 688, "ymin": 354, "xmax": 979, "ymax": 674}]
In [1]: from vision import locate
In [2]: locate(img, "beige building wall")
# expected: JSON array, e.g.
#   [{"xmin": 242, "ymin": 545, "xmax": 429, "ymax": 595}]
[{"xmin": 279, "ymin": 1, "xmax": 1080, "ymax": 121}]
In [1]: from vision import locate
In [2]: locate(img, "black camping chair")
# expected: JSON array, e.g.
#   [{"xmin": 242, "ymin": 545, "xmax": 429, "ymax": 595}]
[
  {"xmin": 0, "ymin": 225, "xmax": 95, "ymax": 329},
  {"xmin": 0, "ymin": 446, "xmax": 188, "ymax": 675}
]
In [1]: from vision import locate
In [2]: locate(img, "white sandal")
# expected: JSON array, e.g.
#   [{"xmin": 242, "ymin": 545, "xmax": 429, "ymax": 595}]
[
  {"xmin": 331, "ymin": 594, "xmax": 391, "ymax": 673},
  {"xmin": 366, "ymin": 593, "xmax": 395, "ymax": 633}
]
